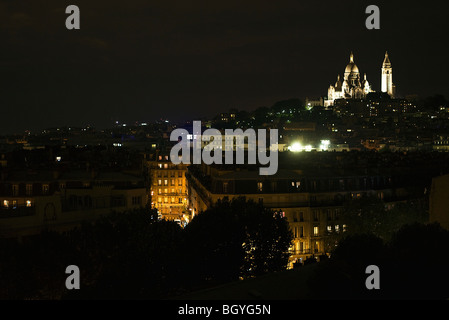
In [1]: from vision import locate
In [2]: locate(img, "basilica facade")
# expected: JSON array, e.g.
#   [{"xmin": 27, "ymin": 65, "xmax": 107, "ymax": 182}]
[{"xmin": 325, "ymin": 51, "xmax": 394, "ymax": 107}]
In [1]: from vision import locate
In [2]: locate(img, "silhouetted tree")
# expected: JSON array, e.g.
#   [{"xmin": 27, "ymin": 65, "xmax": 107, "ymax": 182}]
[
  {"xmin": 383, "ymin": 222, "xmax": 449, "ymax": 299},
  {"xmin": 307, "ymin": 233, "xmax": 386, "ymax": 299},
  {"xmin": 183, "ymin": 197, "xmax": 292, "ymax": 288}
]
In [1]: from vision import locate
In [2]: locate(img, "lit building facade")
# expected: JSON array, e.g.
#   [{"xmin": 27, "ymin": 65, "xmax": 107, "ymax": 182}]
[
  {"xmin": 325, "ymin": 52, "xmax": 374, "ymax": 107},
  {"xmin": 145, "ymin": 152, "xmax": 189, "ymax": 223},
  {"xmin": 325, "ymin": 51, "xmax": 397, "ymax": 107},
  {"xmin": 381, "ymin": 52, "xmax": 395, "ymax": 97}
]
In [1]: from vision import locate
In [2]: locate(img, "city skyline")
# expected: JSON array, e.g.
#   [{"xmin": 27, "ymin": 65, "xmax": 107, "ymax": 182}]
[
  {"xmin": 3, "ymin": 0, "xmax": 449, "ymax": 304},
  {"xmin": 1, "ymin": 0, "xmax": 449, "ymax": 134}
]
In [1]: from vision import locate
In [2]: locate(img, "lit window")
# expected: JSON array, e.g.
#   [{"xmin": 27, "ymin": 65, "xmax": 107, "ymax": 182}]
[
  {"xmin": 335, "ymin": 225, "xmax": 340, "ymax": 232},
  {"xmin": 158, "ymin": 180, "xmax": 162, "ymax": 186},
  {"xmin": 327, "ymin": 225, "xmax": 332, "ymax": 232},
  {"xmin": 3, "ymin": 200, "xmax": 9, "ymax": 208},
  {"xmin": 257, "ymin": 182, "xmax": 263, "ymax": 192},
  {"xmin": 26, "ymin": 200, "xmax": 32, "ymax": 207},
  {"xmin": 313, "ymin": 226, "xmax": 319, "ymax": 236},
  {"xmin": 164, "ymin": 163, "xmax": 168, "ymax": 169}
]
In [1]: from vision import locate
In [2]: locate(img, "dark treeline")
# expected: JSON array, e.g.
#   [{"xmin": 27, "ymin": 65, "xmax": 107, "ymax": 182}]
[
  {"xmin": 1, "ymin": 195, "xmax": 448, "ymax": 299},
  {"xmin": 0, "ymin": 197, "xmax": 292, "ymax": 299}
]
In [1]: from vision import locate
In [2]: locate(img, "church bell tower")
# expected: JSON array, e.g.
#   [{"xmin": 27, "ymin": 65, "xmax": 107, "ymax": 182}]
[{"xmin": 381, "ymin": 51, "xmax": 394, "ymax": 97}]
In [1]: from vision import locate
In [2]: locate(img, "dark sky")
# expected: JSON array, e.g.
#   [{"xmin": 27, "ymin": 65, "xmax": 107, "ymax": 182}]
[{"xmin": 1, "ymin": 0, "xmax": 448, "ymax": 134}]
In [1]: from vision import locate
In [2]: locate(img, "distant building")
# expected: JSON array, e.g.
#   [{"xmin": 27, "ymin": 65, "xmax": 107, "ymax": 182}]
[
  {"xmin": 325, "ymin": 51, "xmax": 398, "ymax": 108},
  {"xmin": 325, "ymin": 52, "xmax": 374, "ymax": 107},
  {"xmin": 0, "ymin": 170, "xmax": 147, "ymax": 238},
  {"xmin": 433, "ymin": 135, "xmax": 449, "ymax": 152},
  {"xmin": 305, "ymin": 97, "xmax": 324, "ymax": 108},
  {"xmin": 381, "ymin": 52, "xmax": 395, "ymax": 97}
]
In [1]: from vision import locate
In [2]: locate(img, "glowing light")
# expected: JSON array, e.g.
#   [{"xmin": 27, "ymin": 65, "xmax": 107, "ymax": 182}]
[
  {"xmin": 319, "ymin": 140, "xmax": 330, "ymax": 151},
  {"xmin": 288, "ymin": 142, "xmax": 303, "ymax": 152},
  {"xmin": 304, "ymin": 145, "xmax": 312, "ymax": 152}
]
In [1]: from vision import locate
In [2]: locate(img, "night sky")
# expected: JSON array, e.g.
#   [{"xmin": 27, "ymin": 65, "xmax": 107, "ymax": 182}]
[{"xmin": 1, "ymin": 0, "xmax": 448, "ymax": 134}]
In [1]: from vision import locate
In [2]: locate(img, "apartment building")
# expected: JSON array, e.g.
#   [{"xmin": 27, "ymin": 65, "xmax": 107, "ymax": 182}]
[
  {"xmin": 186, "ymin": 154, "xmax": 425, "ymax": 266},
  {"xmin": 144, "ymin": 152, "xmax": 189, "ymax": 223},
  {"xmin": 0, "ymin": 169, "xmax": 147, "ymax": 238}
]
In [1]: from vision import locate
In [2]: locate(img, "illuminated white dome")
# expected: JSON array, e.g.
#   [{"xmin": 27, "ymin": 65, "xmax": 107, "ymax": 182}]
[
  {"xmin": 345, "ymin": 52, "xmax": 359, "ymax": 74},
  {"xmin": 345, "ymin": 62, "xmax": 359, "ymax": 74}
]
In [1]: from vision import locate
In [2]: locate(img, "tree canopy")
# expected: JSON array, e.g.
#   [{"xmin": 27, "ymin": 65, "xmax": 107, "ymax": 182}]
[{"xmin": 183, "ymin": 197, "xmax": 293, "ymax": 286}]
